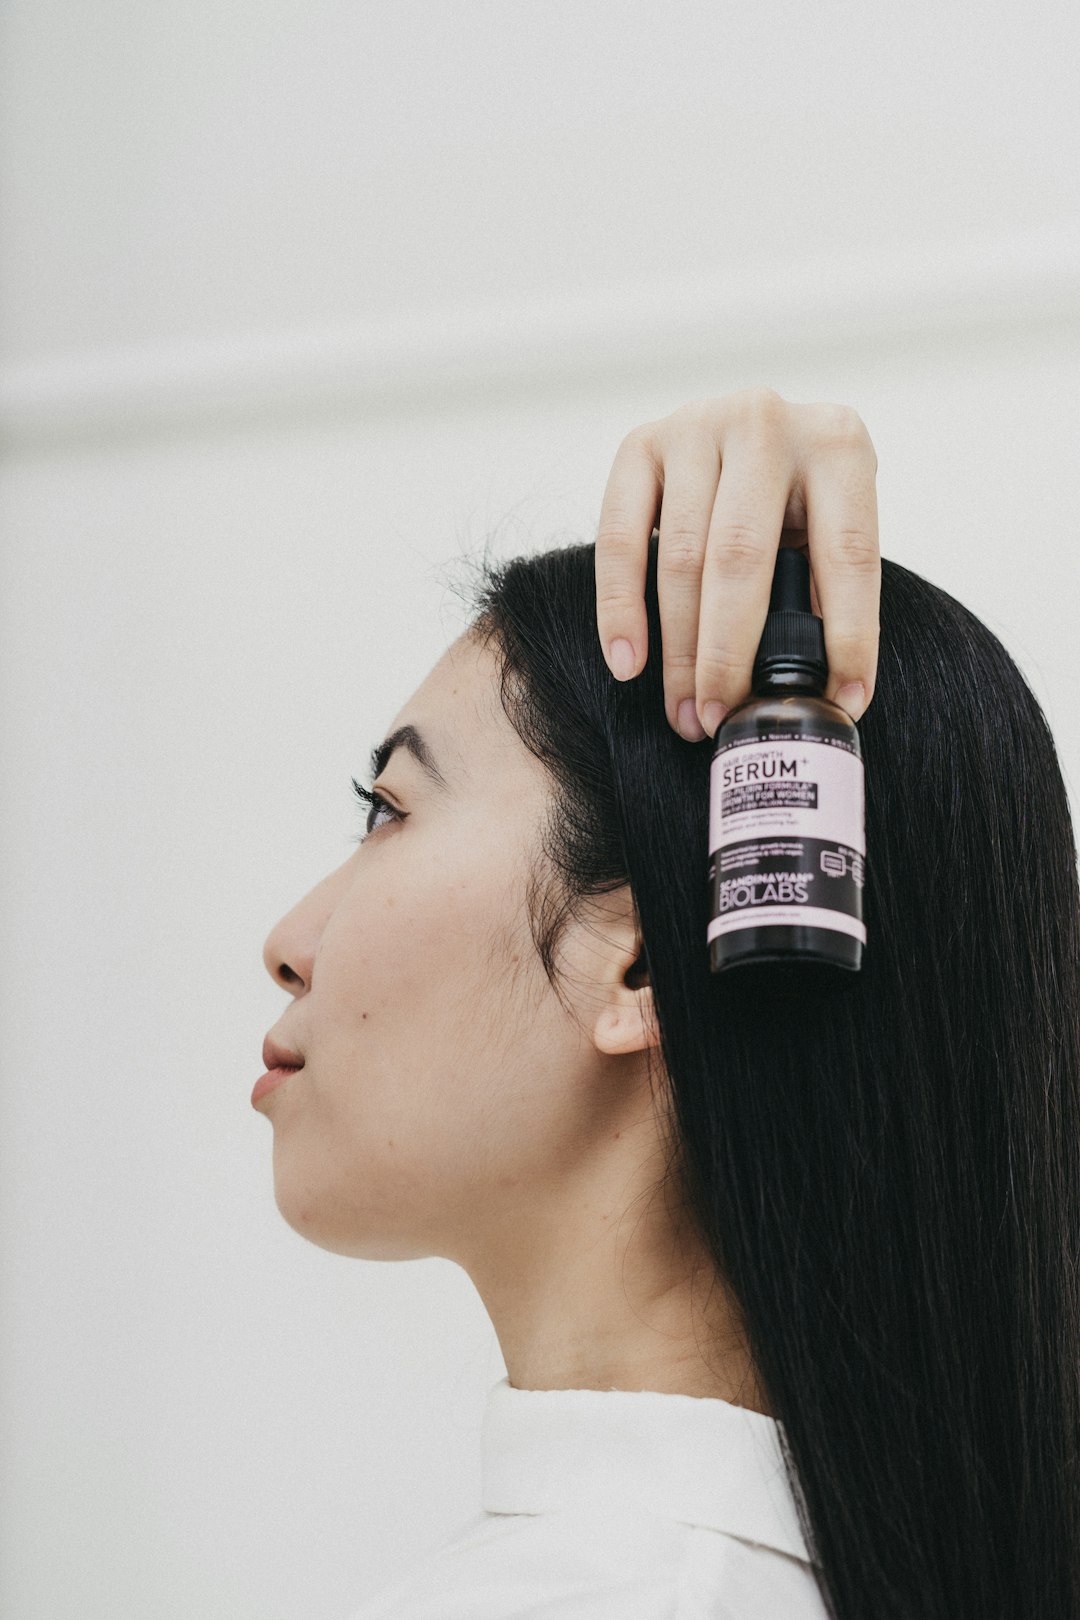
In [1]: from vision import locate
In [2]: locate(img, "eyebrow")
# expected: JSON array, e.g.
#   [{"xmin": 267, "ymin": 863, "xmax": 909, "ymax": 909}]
[{"xmin": 369, "ymin": 725, "xmax": 451, "ymax": 792}]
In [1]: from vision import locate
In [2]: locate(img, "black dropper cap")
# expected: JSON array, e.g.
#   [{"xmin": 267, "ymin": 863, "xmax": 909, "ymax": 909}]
[{"xmin": 751, "ymin": 547, "xmax": 828, "ymax": 686}]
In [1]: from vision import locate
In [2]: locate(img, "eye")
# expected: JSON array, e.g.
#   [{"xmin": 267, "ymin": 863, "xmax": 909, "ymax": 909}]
[{"xmin": 350, "ymin": 777, "xmax": 405, "ymax": 843}]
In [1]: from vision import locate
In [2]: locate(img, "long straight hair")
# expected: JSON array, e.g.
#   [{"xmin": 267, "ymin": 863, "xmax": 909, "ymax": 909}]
[{"xmin": 459, "ymin": 530, "xmax": 1080, "ymax": 1620}]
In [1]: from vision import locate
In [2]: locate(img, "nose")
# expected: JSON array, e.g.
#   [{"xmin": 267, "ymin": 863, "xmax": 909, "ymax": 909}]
[
  {"xmin": 261, "ymin": 858, "xmax": 352, "ymax": 995},
  {"xmin": 262, "ymin": 906, "xmax": 314, "ymax": 995}
]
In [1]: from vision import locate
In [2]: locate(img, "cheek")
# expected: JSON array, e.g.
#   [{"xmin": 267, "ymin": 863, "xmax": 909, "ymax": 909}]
[
  {"xmin": 336, "ymin": 842, "xmax": 515, "ymax": 1006},
  {"xmin": 271, "ymin": 843, "xmax": 564, "ymax": 1255},
  {"xmin": 317, "ymin": 835, "xmax": 538, "ymax": 1123}
]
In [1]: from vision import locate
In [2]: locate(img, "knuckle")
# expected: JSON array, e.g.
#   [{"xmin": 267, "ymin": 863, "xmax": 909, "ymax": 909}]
[
  {"xmin": 739, "ymin": 385, "xmax": 788, "ymax": 437},
  {"xmin": 828, "ymin": 629, "xmax": 880, "ymax": 672},
  {"xmin": 711, "ymin": 521, "xmax": 766, "ymax": 574},
  {"xmin": 669, "ymin": 396, "xmax": 723, "ymax": 432},
  {"xmin": 814, "ymin": 403, "xmax": 874, "ymax": 455},
  {"xmin": 831, "ymin": 527, "xmax": 880, "ymax": 569},
  {"xmin": 618, "ymin": 423, "xmax": 661, "ymax": 472},
  {"xmin": 595, "ymin": 584, "xmax": 641, "ymax": 622},
  {"xmin": 660, "ymin": 523, "xmax": 706, "ymax": 576},
  {"xmin": 663, "ymin": 649, "xmax": 698, "ymax": 681},
  {"xmin": 596, "ymin": 503, "xmax": 639, "ymax": 552},
  {"xmin": 827, "ymin": 625, "xmax": 869, "ymax": 656},
  {"xmin": 695, "ymin": 646, "xmax": 743, "ymax": 690}
]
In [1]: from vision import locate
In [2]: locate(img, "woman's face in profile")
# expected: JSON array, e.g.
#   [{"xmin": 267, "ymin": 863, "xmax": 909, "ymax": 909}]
[
  {"xmin": 260, "ymin": 631, "xmax": 640, "ymax": 1265},
  {"xmin": 260, "ymin": 629, "xmax": 770, "ymax": 1406}
]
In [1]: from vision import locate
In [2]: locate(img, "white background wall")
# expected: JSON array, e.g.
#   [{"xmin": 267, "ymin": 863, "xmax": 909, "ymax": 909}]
[{"xmin": 1, "ymin": 4, "xmax": 1078, "ymax": 1617}]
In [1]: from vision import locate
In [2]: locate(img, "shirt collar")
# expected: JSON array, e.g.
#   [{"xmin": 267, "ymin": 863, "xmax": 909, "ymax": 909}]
[{"xmin": 480, "ymin": 1376, "xmax": 811, "ymax": 1565}]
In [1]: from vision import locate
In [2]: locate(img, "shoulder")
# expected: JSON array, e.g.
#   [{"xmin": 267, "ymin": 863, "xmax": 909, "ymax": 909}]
[
  {"xmin": 340, "ymin": 1507, "xmax": 829, "ymax": 1620},
  {"xmin": 677, "ymin": 1525, "xmax": 831, "ymax": 1619},
  {"xmin": 340, "ymin": 1505, "xmax": 678, "ymax": 1619}
]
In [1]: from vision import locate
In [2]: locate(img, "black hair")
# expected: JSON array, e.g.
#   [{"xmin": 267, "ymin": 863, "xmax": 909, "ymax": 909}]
[{"xmin": 456, "ymin": 529, "xmax": 1080, "ymax": 1620}]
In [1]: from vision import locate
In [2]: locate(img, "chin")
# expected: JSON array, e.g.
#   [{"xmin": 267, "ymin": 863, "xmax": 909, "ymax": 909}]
[{"xmin": 271, "ymin": 1174, "xmax": 435, "ymax": 1262}]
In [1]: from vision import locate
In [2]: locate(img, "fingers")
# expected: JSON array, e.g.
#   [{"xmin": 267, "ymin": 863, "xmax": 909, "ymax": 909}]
[
  {"xmin": 653, "ymin": 433, "xmax": 722, "ymax": 739},
  {"xmin": 597, "ymin": 394, "xmax": 881, "ymax": 740},
  {"xmin": 799, "ymin": 431, "xmax": 880, "ymax": 722},
  {"xmin": 595, "ymin": 429, "xmax": 660, "ymax": 681},
  {"xmin": 694, "ymin": 411, "xmax": 796, "ymax": 735}
]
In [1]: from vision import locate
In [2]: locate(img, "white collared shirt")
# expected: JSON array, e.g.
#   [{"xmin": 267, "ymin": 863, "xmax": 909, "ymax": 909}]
[{"xmin": 343, "ymin": 1377, "xmax": 830, "ymax": 1618}]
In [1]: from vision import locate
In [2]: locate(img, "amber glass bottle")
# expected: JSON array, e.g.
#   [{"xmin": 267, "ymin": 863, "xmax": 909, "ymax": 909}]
[{"xmin": 707, "ymin": 547, "xmax": 866, "ymax": 981}]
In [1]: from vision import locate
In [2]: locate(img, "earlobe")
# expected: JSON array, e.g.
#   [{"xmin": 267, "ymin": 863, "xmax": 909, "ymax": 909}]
[{"xmin": 594, "ymin": 992, "xmax": 662, "ymax": 1056}]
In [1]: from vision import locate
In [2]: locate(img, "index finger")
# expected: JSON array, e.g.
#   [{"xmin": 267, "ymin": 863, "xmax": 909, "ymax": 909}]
[{"xmin": 594, "ymin": 430, "xmax": 660, "ymax": 680}]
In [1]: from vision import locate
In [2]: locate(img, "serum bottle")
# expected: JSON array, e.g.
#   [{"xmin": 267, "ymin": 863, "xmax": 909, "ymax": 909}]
[{"xmin": 707, "ymin": 546, "xmax": 867, "ymax": 978}]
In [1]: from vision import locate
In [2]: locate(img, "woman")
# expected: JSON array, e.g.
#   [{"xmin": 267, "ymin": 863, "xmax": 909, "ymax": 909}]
[{"xmin": 258, "ymin": 390, "xmax": 1080, "ymax": 1619}]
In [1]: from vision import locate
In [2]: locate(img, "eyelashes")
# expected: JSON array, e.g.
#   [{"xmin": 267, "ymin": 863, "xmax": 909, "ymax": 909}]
[{"xmin": 350, "ymin": 777, "xmax": 404, "ymax": 843}]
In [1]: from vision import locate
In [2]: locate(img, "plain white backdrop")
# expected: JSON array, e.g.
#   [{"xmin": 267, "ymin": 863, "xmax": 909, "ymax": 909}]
[{"xmin": 1, "ymin": 4, "xmax": 1079, "ymax": 1617}]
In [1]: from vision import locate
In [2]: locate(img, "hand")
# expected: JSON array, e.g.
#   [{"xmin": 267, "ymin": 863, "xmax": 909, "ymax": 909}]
[{"xmin": 594, "ymin": 387, "xmax": 880, "ymax": 739}]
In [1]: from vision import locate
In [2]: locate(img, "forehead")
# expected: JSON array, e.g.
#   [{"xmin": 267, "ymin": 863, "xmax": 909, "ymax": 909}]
[{"xmin": 381, "ymin": 631, "xmax": 532, "ymax": 785}]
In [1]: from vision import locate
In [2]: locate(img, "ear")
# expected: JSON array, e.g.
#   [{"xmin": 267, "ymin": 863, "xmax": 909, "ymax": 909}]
[{"xmin": 592, "ymin": 939, "xmax": 662, "ymax": 1057}]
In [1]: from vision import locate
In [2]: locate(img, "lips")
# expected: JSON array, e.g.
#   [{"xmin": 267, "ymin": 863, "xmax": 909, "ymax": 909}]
[{"xmin": 262, "ymin": 1035, "xmax": 305, "ymax": 1072}]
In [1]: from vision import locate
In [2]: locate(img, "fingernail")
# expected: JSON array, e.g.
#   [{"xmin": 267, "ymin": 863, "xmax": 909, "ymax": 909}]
[
  {"xmin": 702, "ymin": 702, "xmax": 729, "ymax": 737},
  {"xmin": 835, "ymin": 681, "xmax": 866, "ymax": 721},
  {"xmin": 609, "ymin": 638, "xmax": 636, "ymax": 680},
  {"xmin": 677, "ymin": 698, "xmax": 707, "ymax": 742}
]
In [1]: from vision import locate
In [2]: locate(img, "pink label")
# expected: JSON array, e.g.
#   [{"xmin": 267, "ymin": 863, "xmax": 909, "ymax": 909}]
[{"xmin": 708, "ymin": 732, "xmax": 865, "ymax": 941}]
